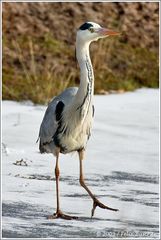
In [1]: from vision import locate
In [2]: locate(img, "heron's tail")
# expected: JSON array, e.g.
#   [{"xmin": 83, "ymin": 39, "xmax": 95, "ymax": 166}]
[{"xmin": 39, "ymin": 139, "xmax": 46, "ymax": 153}]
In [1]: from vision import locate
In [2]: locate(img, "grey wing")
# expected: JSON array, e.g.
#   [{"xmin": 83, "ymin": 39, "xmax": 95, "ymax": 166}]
[{"xmin": 38, "ymin": 87, "xmax": 78, "ymax": 153}]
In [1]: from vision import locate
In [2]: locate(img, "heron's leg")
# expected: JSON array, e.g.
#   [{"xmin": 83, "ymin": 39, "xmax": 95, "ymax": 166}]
[
  {"xmin": 78, "ymin": 149, "xmax": 118, "ymax": 217},
  {"xmin": 55, "ymin": 149, "xmax": 60, "ymax": 213},
  {"xmin": 48, "ymin": 148, "xmax": 78, "ymax": 220}
]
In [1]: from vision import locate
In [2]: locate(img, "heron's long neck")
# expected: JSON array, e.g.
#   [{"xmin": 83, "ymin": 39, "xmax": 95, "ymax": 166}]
[{"xmin": 74, "ymin": 40, "xmax": 94, "ymax": 110}]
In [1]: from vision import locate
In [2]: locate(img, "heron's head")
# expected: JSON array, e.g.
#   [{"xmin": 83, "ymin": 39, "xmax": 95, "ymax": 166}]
[{"xmin": 77, "ymin": 22, "xmax": 120, "ymax": 44}]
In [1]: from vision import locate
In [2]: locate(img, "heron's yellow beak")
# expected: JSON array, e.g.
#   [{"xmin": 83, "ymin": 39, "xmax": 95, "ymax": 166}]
[{"xmin": 98, "ymin": 28, "xmax": 120, "ymax": 36}]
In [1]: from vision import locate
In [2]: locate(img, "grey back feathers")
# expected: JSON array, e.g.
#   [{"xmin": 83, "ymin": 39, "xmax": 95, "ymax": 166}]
[{"xmin": 39, "ymin": 87, "xmax": 78, "ymax": 153}]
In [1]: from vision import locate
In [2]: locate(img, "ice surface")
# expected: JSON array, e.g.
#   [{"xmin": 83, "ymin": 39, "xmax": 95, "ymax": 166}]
[{"xmin": 2, "ymin": 89, "xmax": 159, "ymax": 238}]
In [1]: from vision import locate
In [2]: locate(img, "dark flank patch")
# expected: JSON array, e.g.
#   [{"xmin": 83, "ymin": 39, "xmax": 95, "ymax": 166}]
[
  {"xmin": 79, "ymin": 22, "xmax": 93, "ymax": 30},
  {"xmin": 55, "ymin": 101, "xmax": 65, "ymax": 121},
  {"xmin": 53, "ymin": 101, "xmax": 67, "ymax": 152},
  {"xmin": 39, "ymin": 101, "xmax": 65, "ymax": 154}
]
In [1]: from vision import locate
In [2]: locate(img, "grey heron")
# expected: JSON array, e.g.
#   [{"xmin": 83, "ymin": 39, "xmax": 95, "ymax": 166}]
[{"xmin": 38, "ymin": 22, "xmax": 120, "ymax": 220}]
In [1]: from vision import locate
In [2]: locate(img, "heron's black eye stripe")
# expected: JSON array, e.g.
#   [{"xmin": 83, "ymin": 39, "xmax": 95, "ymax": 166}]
[{"xmin": 79, "ymin": 22, "xmax": 93, "ymax": 30}]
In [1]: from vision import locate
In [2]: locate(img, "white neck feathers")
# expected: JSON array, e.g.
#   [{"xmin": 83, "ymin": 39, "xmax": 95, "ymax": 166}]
[{"xmin": 74, "ymin": 40, "xmax": 94, "ymax": 109}]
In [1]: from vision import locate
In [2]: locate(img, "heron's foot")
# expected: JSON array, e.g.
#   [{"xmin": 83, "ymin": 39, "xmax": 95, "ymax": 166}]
[
  {"xmin": 91, "ymin": 197, "xmax": 119, "ymax": 218},
  {"xmin": 47, "ymin": 210, "xmax": 78, "ymax": 220}
]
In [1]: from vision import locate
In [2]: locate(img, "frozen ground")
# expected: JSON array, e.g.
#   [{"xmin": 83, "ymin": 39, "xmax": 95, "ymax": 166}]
[{"xmin": 2, "ymin": 89, "xmax": 159, "ymax": 238}]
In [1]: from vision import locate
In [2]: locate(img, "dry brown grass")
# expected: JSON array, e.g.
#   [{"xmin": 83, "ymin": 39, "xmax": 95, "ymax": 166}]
[{"xmin": 2, "ymin": 34, "xmax": 159, "ymax": 104}]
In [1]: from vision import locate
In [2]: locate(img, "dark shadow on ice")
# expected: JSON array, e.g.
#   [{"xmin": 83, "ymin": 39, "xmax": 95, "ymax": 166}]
[
  {"xmin": 2, "ymin": 201, "xmax": 49, "ymax": 220},
  {"xmin": 13, "ymin": 171, "xmax": 159, "ymax": 186},
  {"xmin": 110, "ymin": 171, "xmax": 159, "ymax": 184},
  {"xmin": 2, "ymin": 200, "xmax": 159, "ymax": 238}
]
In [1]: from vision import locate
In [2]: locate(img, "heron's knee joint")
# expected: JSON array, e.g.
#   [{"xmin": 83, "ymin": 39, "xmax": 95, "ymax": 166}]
[{"xmin": 79, "ymin": 177, "xmax": 85, "ymax": 187}]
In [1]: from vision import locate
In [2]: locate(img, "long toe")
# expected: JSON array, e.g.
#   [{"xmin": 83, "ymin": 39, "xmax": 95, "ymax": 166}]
[
  {"xmin": 91, "ymin": 198, "xmax": 119, "ymax": 217},
  {"xmin": 47, "ymin": 211, "xmax": 78, "ymax": 220},
  {"xmin": 60, "ymin": 212, "xmax": 78, "ymax": 220}
]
